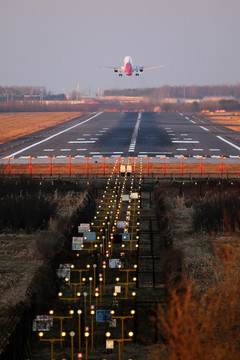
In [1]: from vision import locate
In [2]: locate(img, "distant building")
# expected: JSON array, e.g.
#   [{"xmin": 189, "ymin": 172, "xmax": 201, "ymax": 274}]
[
  {"xmin": 202, "ymin": 95, "xmax": 236, "ymax": 102},
  {"xmin": 161, "ymin": 98, "xmax": 200, "ymax": 104}
]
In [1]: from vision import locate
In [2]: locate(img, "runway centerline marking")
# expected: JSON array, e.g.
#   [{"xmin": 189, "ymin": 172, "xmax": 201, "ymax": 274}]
[
  {"xmin": 3, "ymin": 112, "xmax": 103, "ymax": 158},
  {"xmin": 128, "ymin": 112, "xmax": 142, "ymax": 153},
  {"xmin": 217, "ymin": 136, "xmax": 240, "ymax": 151}
]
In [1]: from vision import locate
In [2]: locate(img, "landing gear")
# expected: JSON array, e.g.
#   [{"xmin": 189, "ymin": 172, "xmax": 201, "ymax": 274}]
[
  {"xmin": 119, "ymin": 74, "xmax": 123, "ymax": 76},
  {"xmin": 135, "ymin": 73, "xmax": 139, "ymax": 76}
]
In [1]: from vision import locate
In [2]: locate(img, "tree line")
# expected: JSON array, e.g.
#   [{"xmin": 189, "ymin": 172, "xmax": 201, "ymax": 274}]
[
  {"xmin": 104, "ymin": 84, "xmax": 240, "ymax": 99},
  {"xmin": 0, "ymin": 86, "xmax": 66, "ymax": 101}
]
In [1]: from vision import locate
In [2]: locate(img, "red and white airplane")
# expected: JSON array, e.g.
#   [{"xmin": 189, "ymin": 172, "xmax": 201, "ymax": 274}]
[{"xmin": 101, "ymin": 56, "xmax": 166, "ymax": 76}]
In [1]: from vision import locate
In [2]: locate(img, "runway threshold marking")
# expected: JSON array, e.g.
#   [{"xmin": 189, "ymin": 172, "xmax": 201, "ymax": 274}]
[
  {"xmin": 217, "ymin": 136, "xmax": 240, "ymax": 151},
  {"xmin": 3, "ymin": 112, "xmax": 104, "ymax": 159}
]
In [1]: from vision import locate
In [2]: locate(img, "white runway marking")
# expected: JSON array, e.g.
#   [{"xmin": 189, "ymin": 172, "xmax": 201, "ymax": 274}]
[
  {"xmin": 3, "ymin": 112, "xmax": 103, "ymax": 159},
  {"xmin": 172, "ymin": 140, "xmax": 199, "ymax": 143},
  {"xmin": 128, "ymin": 112, "xmax": 142, "ymax": 153},
  {"xmin": 44, "ymin": 149, "xmax": 54, "ymax": 152},
  {"xmin": 217, "ymin": 136, "xmax": 240, "ymax": 151},
  {"xmin": 190, "ymin": 120, "xmax": 196, "ymax": 124},
  {"xmin": 61, "ymin": 149, "xmax": 71, "ymax": 151},
  {"xmin": 210, "ymin": 149, "xmax": 220, "ymax": 151},
  {"xmin": 95, "ymin": 134, "xmax": 102, "ymax": 136},
  {"xmin": 185, "ymin": 116, "xmax": 189, "ymax": 120},
  {"xmin": 177, "ymin": 148, "xmax": 187, "ymax": 151},
  {"xmin": 180, "ymin": 134, "xmax": 188, "ymax": 136},
  {"xmin": 139, "ymin": 151, "xmax": 169, "ymax": 154},
  {"xmin": 77, "ymin": 138, "xmax": 86, "ymax": 140},
  {"xmin": 90, "ymin": 138, "xmax": 98, "ymax": 140},
  {"xmin": 68, "ymin": 141, "xmax": 96, "ymax": 144},
  {"xmin": 113, "ymin": 152, "xmax": 123, "ymax": 154},
  {"xmin": 193, "ymin": 148, "xmax": 203, "ymax": 151},
  {"xmin": 83, "ymin": 134, "xmax": 91, "ymax": 136},
  {"xmin": 156, "ymin": 152, "xmax": 172, "ymax": 156},
  {"xmin": 200, "ymin": 126, "xmax": 209, "ymax": 131},
  {"xmin": 77, "ymin": 148, "xmax": 87, "ymax": 151},
  {"xmin": 90, "ymin": 152, "xmax": 100, "ymax": 154}
]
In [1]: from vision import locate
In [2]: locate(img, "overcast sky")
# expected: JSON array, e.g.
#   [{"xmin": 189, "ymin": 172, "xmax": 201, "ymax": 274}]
[{"xmin": 0, "ymin": 0, "xmax": 239, "ymax": 95}]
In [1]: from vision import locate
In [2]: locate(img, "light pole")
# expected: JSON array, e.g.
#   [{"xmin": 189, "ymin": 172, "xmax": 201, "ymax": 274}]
[
  {"xmin": 49, "ymin": 310, "xmax": 73, "ymax": 349},
  {"xmin": 99, "ymin": 274, "xmax": 103, "ymax": 306},
  {"xmin": 38, "ymin": 331, "xmax": 66, "ymax": 360},
  {"xmin": 110, "ymin": 310, "xmax": 135, "ymax": 350},
  {"xmin": 102, "ymin": 261, "xmax": 107, "ymax": 294},
  {"xmin": 89, "ymin": 276, "xmax": 93, "ymax": 306},
  {"xmin": 90, "ymin": 307, "xmax": 95, "ymax": 352},
  {"xmin": 70, "ymin": 331, "xmax": 75, "ymax": 360},
  {"xmin": 77, "ymin": 309, "xmax": 82, "ymax": 352},
  {"xmin": 83, "ymin": 292, "xmax": 88, "ymax": 325},
  {"xmin": 84, "ymin": 327, "xmax": 89, "ymax": 360},
  {"xmin": 93, "ymin": 264, "xmax": 97, "ymax": 289},
  {"xmin": 58, "ymin": 291, "xmax": 81, "ymax": 304},
  {"xmin": 95, "ymin": 288, "xmax": 99, "ymax": 308},
  {"xmin": 105, "ymin": 331, "xmax": 134, "ymax": 360}
]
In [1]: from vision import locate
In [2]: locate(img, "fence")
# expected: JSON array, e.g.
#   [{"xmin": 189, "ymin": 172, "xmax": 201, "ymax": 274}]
[{"xmin": 1, "ymin": 156, "xmax": 240, "ymax": 178}]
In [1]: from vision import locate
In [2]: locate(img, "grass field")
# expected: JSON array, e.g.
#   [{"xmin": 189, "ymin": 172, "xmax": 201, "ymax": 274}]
[
  {"xmin": 204, "ymin": 112, "xmax": 240, "ymax": 132},
  {"xmin": 0, "ymin": 112, "xmax": 82, "ymax": 144}
]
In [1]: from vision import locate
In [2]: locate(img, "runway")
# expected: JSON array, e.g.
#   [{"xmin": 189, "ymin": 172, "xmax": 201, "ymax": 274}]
[{"xmin": 0, "ymin": 112, "xmax": 240, "ymax": 160}]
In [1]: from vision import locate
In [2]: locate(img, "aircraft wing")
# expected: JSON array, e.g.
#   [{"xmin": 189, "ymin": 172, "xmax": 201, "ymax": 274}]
[
  {"xmin": 135, "ymin": 65, "xmax": 166, "ymax": 71},
  {"xmin": 100, "ymin": 66, "xmax": 124, "ymax": 72}
]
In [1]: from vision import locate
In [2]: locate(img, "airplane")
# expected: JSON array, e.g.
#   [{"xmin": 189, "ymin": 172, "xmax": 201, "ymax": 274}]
[{"xmin": 100, "ymin": 56, "xmax": 166, "ymax": 76}]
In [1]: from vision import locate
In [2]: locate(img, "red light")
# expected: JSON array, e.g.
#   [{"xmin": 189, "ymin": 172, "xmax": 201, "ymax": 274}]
[{"xmin": 77, "ymin": 353, "xmax": 83, "ymax": 358}]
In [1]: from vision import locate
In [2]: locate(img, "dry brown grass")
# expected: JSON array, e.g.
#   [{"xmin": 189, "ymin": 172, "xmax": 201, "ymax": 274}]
[
  {"xmin": 155, "ymin": 240, "xmax": 240, "ymax": 360},
  {"xmin": 205, "ymin": 112, "xmax": 240, "ymax": 132},
  {"xmin": 152, "ymin": 182, "xmax": 240, "ymax": 360},
  {"xmin": 0, "ymin": 112, "xmax": 82, "ymax": 144}
]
